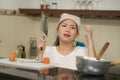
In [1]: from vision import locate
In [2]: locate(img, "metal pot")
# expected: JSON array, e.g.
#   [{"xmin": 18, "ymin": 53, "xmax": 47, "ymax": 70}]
[
  {"xmin": 76, "ymin": 56, "xmax": 111, "ymax": 75},
  {"xmin": 76, "ymin": 42, "xmax": 111, "ymax": 75}
]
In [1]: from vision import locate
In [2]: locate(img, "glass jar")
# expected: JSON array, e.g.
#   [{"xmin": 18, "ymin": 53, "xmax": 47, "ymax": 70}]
[{"xmin": 51, "ymin": 2, "xmax": 57, "ymax": 9}]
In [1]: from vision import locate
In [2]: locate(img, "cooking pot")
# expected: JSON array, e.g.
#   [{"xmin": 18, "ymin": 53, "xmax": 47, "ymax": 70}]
[{"xmin": 76, "ymin": 56, "xmax": 111, "ymax": 75}]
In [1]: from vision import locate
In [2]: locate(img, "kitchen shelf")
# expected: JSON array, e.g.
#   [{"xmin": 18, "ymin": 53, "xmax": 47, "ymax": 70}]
[{"xmin": 19, "ymin": 9, "xmax": 120, "ymax": 19}]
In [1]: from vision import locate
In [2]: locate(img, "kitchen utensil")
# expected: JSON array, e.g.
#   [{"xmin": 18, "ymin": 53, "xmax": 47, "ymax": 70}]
[
  {"xmin": 40, "ymin": 12, "xmax": 48, "ymax": 50},
  {"xmin": 29, "ymin": 38, "xmax": 37, "ymax": 58},
  {"xmin": 96, "ymin": 42, "xmax": 110, "ymax": 60},
  {"xmin": 77, "ymin": 57, "xmax": 111, "ymax": 75},
  {"xmin": 76, "ymin": 42, "xmax": 111, "ymax": 75},
  {"xmin": 40, "ymin": 12, "xmax": 48, "ymax": 38}
]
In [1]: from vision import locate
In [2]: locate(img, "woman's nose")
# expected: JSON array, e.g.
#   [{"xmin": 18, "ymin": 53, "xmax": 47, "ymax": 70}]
[{"xmin": 65, "ymin": 27, "xmax": 70, "ymax": 32}]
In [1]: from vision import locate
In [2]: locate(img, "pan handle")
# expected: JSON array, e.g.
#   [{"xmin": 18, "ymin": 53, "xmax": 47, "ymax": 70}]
[{"xmin": 96, "ymin": 42, "xmax": 110, "ymax": 60}]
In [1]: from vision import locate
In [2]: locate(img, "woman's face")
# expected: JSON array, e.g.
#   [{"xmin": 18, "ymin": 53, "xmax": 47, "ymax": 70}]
[{"xmin": 57, "ymin": 19, "xmax": 79, "ymax": 43}]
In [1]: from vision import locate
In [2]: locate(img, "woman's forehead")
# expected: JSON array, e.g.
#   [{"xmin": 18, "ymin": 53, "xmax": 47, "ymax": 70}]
[{"xmin": 61, "ymin": 19, "xmax": 77, "ymax": 26}]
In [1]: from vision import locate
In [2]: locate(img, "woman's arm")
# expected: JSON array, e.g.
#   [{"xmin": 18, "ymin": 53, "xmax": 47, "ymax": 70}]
[
  {"xmin": 37, "ymin": 39, "xmax": 46, "ymax": 60},
  {"xmin": 85, "ymin": 25, "xmax": 97, "ymax": 58}
]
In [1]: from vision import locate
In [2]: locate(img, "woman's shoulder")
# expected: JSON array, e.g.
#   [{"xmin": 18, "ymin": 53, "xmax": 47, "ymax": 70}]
[{"xmin": 75, "ymin": 46, "xmax": 86, "ymax": 50}]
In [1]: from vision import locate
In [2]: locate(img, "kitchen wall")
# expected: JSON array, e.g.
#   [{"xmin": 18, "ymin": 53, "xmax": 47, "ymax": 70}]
[
  {"xmin": 0, "ymin": 0, "xmax": 120, "ymax": 10},
  {"xmin": 0, "ymin": 0, "xmax": 120, "ymax": 61},
  {"xmin": 0, "ymin": 0, "xmax": 36, "ymax": 9},
  {"xmin": 0, "ymin": 16, "xmax": 37, "ymax": 57},
  {"xmin": 0, "ymin": 15, "xmax": 120, "ymax": 61}
]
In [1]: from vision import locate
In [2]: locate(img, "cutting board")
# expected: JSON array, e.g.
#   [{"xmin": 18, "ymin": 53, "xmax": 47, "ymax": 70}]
[{"xmin": 0, "ymin": 58, "xmax": 56, "ymax": 70}]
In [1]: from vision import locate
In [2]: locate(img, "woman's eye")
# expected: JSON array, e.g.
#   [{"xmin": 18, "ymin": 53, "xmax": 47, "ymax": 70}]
[
  {"xmin": 71, "ymin": 26, "xmax": 76, "ymax": 30},
  {"xmin": 61, "ymin": 25, "xmax": 66, "ymax": 27}
]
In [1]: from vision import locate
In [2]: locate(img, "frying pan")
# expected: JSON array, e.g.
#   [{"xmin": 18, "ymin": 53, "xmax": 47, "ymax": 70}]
[{"xmin": 76, "ymin": 42, "xmax": 111, "ymax": 75}]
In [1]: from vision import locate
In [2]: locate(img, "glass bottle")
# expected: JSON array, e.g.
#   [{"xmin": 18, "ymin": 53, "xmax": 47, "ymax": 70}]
[{"xmin": 21, "ymin": 46, "xmax": 26, "ymax": 58}]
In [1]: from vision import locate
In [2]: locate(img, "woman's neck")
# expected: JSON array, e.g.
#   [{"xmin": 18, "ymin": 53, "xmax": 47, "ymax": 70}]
[{"xmin": 57, "ymin": 43, "xmax": 75, "ymax": 56}]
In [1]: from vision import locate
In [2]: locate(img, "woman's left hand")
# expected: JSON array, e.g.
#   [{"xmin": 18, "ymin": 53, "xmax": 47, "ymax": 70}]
[
  {"xmin": 84, "ymin": 25, "xmax": 93, "ymax": 42},
  {"xmin": 84, "ymin": 25, "xmax": 97, "ymax": 58}
]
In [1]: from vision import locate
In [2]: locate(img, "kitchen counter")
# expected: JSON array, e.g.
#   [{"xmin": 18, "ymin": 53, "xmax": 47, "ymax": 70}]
[
  {"xmin": 0, "ymin": 68, "xmax": 39, "ymax": 80},
  {"xmin": 1, "ymin": 57, "xmax": 120, "ymax": 80},
  {"xmin": 0, "ymin": 65, "xmax": 120, "ymax": 80}
]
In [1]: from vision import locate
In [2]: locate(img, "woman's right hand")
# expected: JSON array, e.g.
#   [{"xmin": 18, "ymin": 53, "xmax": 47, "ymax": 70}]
[{"xmin": 37, "ymin": 38, "xmax": 46, "ymax": 60}]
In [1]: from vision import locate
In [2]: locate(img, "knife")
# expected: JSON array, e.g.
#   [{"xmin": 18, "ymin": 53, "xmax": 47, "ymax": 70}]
[{"xmin": 40, "ymin": 12, "xmax": 48, "ymax": 50}]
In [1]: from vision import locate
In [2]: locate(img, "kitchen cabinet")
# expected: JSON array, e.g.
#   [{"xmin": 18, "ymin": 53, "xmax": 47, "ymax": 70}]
[{"xmin": 19, "ymin": 9, "xmax": 120, "ymax": 19}]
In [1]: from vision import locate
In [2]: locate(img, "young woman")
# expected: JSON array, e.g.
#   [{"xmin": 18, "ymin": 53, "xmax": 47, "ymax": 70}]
[{"xmin": 37, "ymin": 13, "xmax": 96, "ymax": 70}]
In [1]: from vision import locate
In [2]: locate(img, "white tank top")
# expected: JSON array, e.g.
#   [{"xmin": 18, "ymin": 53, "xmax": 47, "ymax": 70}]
[{"xmin": 43, "ymin": 46, "xmax": 87, "ymax": 70}]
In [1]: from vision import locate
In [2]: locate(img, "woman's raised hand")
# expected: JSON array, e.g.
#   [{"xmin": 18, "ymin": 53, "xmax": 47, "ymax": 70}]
[
  {"xmin": 37, "ymin": 38, "xmax": 46, "ymax": 60},
  {"xmin": 37, "ymin": 38, "xmax": 46, "ymax": 52},
  {"xmin": 84, "ymin": 25, "xmax": 97, "ymax": 57},
  {"xmin": 84, "ymin": 25, "xmax": 93, "ymax": 43}
]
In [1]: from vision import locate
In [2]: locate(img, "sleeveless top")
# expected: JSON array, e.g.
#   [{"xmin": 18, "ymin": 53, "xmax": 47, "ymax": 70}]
[{"xmin": 43, "ymin": 46, "xmax": 88, "ymax": 70}]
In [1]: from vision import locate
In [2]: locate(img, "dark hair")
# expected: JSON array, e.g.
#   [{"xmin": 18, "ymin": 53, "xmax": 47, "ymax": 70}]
[
  {"xmin": 53, "ymin": 37, "xmax": 59, "ymax": 46},
  {"xmin": 53, "ymin": 21, "xmax": 60, "ymax": 46},
  {"xmin": 53, "ymin": 19, "xmax": 79, "ymax": 46}
]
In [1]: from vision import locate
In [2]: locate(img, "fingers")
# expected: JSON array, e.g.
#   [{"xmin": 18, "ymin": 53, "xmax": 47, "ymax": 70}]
[
  {"xmin": 84, "ymin": 25, "xmax": 93, "ymax": 33},
  {"xmin": 84, "ymin": 25, "xmax": 93, "ymax": 42},
  {"xmin": 37, "ymin": 39, "xmax": 46, "ymax": 51}
]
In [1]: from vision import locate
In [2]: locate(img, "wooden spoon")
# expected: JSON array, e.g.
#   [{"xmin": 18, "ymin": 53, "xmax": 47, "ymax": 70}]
[{"xmin": 96, "ymin": 42, "xmax": 110, "ymax": 60}]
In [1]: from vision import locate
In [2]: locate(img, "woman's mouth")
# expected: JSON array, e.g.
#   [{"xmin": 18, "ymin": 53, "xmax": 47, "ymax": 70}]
[{"xmin": 63, "ymin": 34, "xmax": 71, "ymax": 38}]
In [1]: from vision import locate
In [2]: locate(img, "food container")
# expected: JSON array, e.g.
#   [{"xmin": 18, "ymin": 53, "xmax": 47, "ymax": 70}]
[{"xmin": 76, "ymin": 56, "xmax": 111, "ymax": 75}]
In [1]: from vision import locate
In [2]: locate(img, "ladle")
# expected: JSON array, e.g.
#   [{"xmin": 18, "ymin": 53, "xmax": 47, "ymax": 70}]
[{"xmin": 96, "ymin": 42, "xmax": 110, "ymax": 60}]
